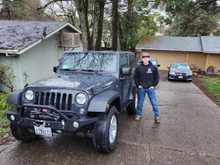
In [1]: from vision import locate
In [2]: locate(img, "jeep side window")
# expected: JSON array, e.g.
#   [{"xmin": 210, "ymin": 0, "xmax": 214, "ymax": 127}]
[
  {"xmin": 120, "ymin": 54, "xmax": 129, "ymax": 68},
  {"xmin": 129, "ymin": 54, "xmax": 136, "ymax": 67}
]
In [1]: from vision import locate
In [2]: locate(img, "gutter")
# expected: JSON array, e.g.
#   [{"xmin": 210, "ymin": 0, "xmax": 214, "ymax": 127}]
[
  {"xmin": 0, "ymin": 49, "xmax": 19, "ymax": 56},
  {"xmin": 135, "ymin": 47, "xmax": 202, "ymax": 53}
]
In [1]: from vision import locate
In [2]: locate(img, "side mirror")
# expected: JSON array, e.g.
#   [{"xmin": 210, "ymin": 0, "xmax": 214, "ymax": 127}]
[
  {"xmin": 53, "ymin": 66, "xmax": 58, "ymax": 73},
  {"xmin": 121, "ymin": 67, "xmax": 131, "ymax": 76}
]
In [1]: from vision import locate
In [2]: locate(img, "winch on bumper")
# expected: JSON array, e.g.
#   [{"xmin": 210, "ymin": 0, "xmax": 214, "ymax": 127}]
[{"xmin": 7, "ymin": 104, "xmax": 99, "ymax": 133}]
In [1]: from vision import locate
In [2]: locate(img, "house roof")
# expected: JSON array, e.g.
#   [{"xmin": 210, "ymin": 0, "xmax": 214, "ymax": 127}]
[
  {"xmin": 201, "ymin": 36, "xmax": 220, "ymax": 54},
  {"xmin": 0, "ymin": 20, "xmax": 81, "ymax": 55},
  {"xmin": 136, "ymin": 36, "xmax": 202, "ymax": 52},
  {"xmin": 136, "ymin": 36, "xmax": 220, "ymax": 54}
]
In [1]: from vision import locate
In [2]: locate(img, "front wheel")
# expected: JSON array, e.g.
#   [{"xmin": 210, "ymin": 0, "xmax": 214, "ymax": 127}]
[{"xmin": 92, "ymin": 106, "xmax": 119, "ymax": 153}]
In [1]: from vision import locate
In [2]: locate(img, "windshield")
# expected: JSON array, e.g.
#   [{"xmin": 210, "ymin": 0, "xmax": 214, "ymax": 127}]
[
  {"xmin": 171, "ymin": 64, "xmax": 190, "ymax": 71},
  {"xmin": 150, "ymin": 59, "xmax": 158, "ymax": 66},
  {"xmin": 60, "ymin": 52, "xmax": 118, "ymax": 72}
]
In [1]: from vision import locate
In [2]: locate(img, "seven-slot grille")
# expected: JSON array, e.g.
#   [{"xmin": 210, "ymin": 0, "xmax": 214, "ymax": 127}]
[{"xmin": 34, "ymin": 91, "xmax": 73, "ymax": 110}]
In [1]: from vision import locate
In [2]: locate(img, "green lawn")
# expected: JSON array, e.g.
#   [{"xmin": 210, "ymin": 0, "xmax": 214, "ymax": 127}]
[
  {"xmin": 0, "ymin": 93, "xmax": 10, "ymax": 137},
  {"xmin": 200, "ymin": 76, "xmax": 220, "ymax": 105}
]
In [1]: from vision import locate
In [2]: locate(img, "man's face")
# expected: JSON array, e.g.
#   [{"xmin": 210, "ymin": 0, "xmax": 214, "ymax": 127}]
[{"xmin": 142, "ymin": 53, "xmax": 150, "ymax": 64}]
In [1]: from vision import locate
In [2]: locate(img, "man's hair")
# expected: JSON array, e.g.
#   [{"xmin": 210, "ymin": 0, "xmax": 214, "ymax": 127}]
[{"xmin": 141, "ymin": 52, "xmax": 150, "ymax": 57}]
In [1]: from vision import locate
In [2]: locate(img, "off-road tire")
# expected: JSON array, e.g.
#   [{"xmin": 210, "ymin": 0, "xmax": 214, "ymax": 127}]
[
  {"xmin": 10, "ymin": 123, "xmax": 39, "ymax": 142},
  {"xmin": 92, "ymin": 106, "xmax": 119, "ymax": 153}
]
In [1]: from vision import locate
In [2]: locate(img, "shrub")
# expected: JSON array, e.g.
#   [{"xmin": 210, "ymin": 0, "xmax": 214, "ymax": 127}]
[
  {"xmin": 0, "ymin": 64, "xmax": 15, "ymax": 92},
  {"xmin": 0, "ymin": 93, "xmax": 10, "ymax": 137}
]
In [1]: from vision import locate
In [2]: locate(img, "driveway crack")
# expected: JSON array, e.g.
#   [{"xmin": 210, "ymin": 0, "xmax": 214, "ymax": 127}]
[{"xmin": 148, "ymin": 143, "xmax": 153, "ymax": 165}]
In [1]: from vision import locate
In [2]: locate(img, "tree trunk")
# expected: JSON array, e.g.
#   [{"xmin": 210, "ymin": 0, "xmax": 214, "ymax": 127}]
[
  {"xmin": 95, "ymin": 0, "xmax": 105, "ymax": 50},
  {"xmin": 74, "ymin": 0, "xmax": 88, "ymax": 50},
  {"xmin": 112, "ymin": 0, "xmax": 118, "ymax": 50},
  {"xmin": 75, "ymin": 0, "xmax": 93, "ymax": 50},
  {"xmin": 84, "ymin": 0, "xmax": 94, "ymax": 50}
]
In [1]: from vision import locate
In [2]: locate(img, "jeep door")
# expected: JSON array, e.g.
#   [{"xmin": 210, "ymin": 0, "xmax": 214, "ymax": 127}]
[{"xmin": 119, "ymin": 53, "xmax": 135, "ymax": 106}]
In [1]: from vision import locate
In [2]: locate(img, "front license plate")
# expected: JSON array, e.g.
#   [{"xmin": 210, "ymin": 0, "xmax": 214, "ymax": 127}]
[
  {"xmin": 178, "ymin": 75, "xmax": 183, "ymax": 79},
  {"xmin": 34, "ymin": 125, "xmax": 52, "ymax": 137}
]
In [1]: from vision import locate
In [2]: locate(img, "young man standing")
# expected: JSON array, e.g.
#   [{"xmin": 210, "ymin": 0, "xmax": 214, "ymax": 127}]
[{"xmin": 134, "ymin": 52, "xmax": 160, "ymax": 124}]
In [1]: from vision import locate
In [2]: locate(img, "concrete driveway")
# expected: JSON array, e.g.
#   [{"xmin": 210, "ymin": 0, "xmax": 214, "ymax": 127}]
[{"xmin": 1, "ymin": 72, "xmax": 220, "ymax": 165}]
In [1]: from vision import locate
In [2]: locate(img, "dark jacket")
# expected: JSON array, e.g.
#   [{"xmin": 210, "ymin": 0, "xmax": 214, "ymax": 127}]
[{"xmin": 134, "ymin": 61, "xmax": 159, "ymax": 89}]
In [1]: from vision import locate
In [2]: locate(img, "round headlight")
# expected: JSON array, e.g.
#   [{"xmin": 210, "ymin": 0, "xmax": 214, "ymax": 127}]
[
  {"xmin": 75, "ymin": 93, "xmax": 87, "ymax": 105},
  {"xmin": 25, "ymin": 90, "xmax": 34, "ymax": 101}
]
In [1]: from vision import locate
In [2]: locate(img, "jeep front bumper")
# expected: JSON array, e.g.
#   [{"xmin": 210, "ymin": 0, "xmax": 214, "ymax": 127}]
[{"xmin": 7, "ymin": 104, "xmax": 99, "ymax": 133}]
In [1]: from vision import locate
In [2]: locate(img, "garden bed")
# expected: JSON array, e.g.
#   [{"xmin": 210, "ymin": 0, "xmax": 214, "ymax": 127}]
[
  {"xmin": 0, "ymin": 93, "xmax": 10, "ymax": 142},
  {"xmin": 193, "ymin": 75, "xmax": 220, "ymax": 106}
]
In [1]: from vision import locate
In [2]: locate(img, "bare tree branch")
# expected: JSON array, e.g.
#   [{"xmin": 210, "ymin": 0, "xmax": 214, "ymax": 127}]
[{"xmin": 37, "ymin": 0, "xmax": 63, "ymax": 11}]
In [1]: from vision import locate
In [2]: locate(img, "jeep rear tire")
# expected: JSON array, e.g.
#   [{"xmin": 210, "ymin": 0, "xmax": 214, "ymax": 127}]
[
  {"xmin": 10, "ymin": 123, "xmax": 39, "ymax": 142},
  {"xmin": 92, "ymin": 106, "xmax": 119, "ymax": 153}
]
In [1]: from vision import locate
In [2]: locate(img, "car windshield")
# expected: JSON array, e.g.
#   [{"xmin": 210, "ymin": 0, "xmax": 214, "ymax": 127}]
[
  {"xmin": 150, "ymin": 59, "xmax": 158, "ymax": 66},
  {"xmin": 171, "ymin": 64, "xmax": 190, "ymax": 71},
  {"xmin": 60, "ymin": 52, "xmax": 118, "ymax": 73}
]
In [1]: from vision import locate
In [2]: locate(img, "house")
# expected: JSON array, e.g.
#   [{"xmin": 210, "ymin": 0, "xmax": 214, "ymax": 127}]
[
  {"xmin": 0, "ymin": 20, "xmax": 81, "ymax": 90},
  {"xmin": 136, "ymin": 36, "xmax": 220, "ymax": 71}
]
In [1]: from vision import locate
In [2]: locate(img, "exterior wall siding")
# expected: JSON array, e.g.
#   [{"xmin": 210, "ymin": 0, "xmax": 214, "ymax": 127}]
[
  {"xmin": 138, "ymin": 50, "xmax": 207, "ymax": 71},
  {"xmin": 18, "ymin": 34, "xmax": 64, "ymax": 89},
  {"xmin": 0, "ymin": 34, "xmax": 64, "ymax": 90},
  {"xmin": 187, "ymin": 53, "xmax": 206, "ymax": 70},
  {"xmin": 146, "ymin": 50, "xmax": 187, "ymax": 70},
  {"xmin": 206, "ymin": 54, "xmax": 220, "ymax": 72}
]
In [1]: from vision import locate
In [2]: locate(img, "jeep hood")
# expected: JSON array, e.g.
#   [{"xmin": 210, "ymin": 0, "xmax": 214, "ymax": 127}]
[{"xmin": 29, "ymin": 73, "xmax": 116, "ymax": 91}]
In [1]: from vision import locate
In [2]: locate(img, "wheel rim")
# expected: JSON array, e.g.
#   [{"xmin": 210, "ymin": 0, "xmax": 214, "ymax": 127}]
[{"xmin": 109, "ymin": 114, "xmax": 117, "ymax": 144}]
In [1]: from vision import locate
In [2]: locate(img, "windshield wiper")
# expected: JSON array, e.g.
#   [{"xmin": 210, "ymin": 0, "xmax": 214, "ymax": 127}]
[
  {"xmin": 60, "ymin": 68, "xmax": 80, "ymax": 71},
  {"xmin": 81, "ymin": 69, "xmax": 105, "ymax": 73},
  {"xmin": 81, "ymin": 69, "xmax": 95, "ymax": 72}
]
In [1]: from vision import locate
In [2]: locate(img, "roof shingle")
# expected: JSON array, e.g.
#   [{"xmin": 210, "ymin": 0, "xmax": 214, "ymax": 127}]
[
  {"xmin": 136, "ymin": 36, "xmax": 220, "ymax": 54},
  {"xmin": 201, "ymin": 36, "xmax": 220, "ymax": 54},
  {"xmin": 0, "ymin": 20, "xmax": 66, "ymax": 51},
  {"xmin": 136, "ymin": 36, "xmax": 202, "ymax": 52}
]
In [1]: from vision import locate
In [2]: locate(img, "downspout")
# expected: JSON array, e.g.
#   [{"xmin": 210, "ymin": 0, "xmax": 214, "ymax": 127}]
[
  {"xmin": 199, "ymin": 36, "xmax": 206, "ymax": 71},
  {"xmin": 199, "ymin": 35, "xmax": 204, "ymax": 53}
]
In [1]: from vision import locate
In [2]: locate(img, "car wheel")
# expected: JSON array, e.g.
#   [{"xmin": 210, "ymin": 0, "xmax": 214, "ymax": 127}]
[
  {"xmin": 92, "ymin": 106, "xmax": 119, "ymax": 153},
  {"xmin": 10, "ymin": 123, "xmax": 39, "ymax": 142},
  {"xmin": 168, "ymin": 75, "xmax": 171, "ymax": 81}
]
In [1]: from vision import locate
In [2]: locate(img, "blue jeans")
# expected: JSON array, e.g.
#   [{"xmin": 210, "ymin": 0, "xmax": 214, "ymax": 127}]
[{"xmin": 136, "ymin": 87, "xmax": 160, "ymax": 117}]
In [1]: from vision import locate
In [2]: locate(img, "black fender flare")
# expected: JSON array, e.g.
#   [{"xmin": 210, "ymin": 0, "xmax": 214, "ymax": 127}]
[
  {"xmin": 87, "ymin": 90, "xmax": 120, "ymax": 113},
  {"xmin": 7, "ymin": 90, "xmax": 22, "ymax": 106}
]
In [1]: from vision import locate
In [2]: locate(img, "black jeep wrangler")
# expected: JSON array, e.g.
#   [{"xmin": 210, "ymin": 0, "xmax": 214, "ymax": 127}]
[{"xmin": 7, "ymin": 51, "xmax": 137, "ymax": 153}]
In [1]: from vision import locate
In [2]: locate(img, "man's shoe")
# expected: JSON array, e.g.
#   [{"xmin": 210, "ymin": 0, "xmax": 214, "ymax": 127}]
[
  {"xmin": 154, "ymin": 117, "xmax": 160, "ymax": 124},
  {"xmin": 135, "ymin": 115, "xmax": 141, "ymax": 121}
]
